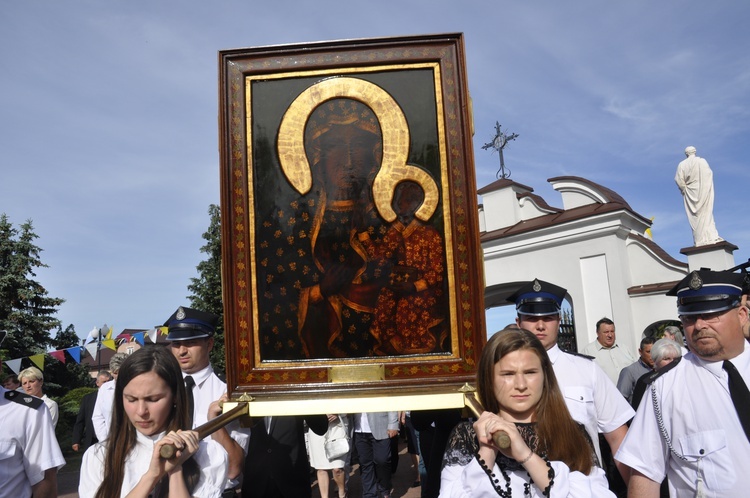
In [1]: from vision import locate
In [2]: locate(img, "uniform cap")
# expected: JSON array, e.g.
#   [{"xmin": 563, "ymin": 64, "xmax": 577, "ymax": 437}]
[
  {"xmin": 507, "ymin": 278, "xmax": 566, "ymax": 317},
  {"xmin": 667, "ymin": 269, "xmax": 744, "ymax": 316},
  {"xmin": 164, "ymin": 306, "xmax": 219, "ymax": 341}
]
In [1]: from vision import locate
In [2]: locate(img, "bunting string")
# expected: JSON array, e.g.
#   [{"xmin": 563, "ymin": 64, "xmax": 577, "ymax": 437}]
[{"xmin": 1, "ymin": 327, "xmax": 169, "ymax": 374}]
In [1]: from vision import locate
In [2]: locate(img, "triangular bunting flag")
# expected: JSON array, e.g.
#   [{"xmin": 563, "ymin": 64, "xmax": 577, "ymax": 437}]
[
  {"xmin": 133, "ymin": 332, "xmax": 145, "ymax": 346},
  {"xmin": 49, "ymin": 350, "xmax": 66, "ymax": 364},
  {"xmin": 29, "ymin": 354, "xmax": 45, "ymax": 371},
  {"xmin": 67, "ymin": 346, "xmax": 82, "ymax": 364},
  {"xmin": 5, "ymin": 358, "xmax": 23, "ymax": 374},
  {"xmin": 102, "ymin": 338, "xmax": 117, "ymax": 351},
  {"xmin": 85, "ymin": 342, "xmax": 99, "ymax": 359},
  {"xmin": 159, "ymin": 326, "xmax": 168, "ymax": 336},
  {"xmin": 117, "ymin": 333, "xmax": 131, "ymax": 342},
  {"xmin": 106, "ymin": 326, "xmax": 113, "ymax": 340}
]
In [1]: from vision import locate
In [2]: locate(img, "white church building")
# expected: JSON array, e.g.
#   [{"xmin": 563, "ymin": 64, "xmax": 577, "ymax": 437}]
[{"xmin": 478, "ymin": 176, "xmax": 738, "ymax": 354}]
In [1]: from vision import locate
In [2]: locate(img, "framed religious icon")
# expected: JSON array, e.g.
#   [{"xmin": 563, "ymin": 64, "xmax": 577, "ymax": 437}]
[{"xmin": 219, "ymin": 33, "xmax": 486, "ymax": 412}]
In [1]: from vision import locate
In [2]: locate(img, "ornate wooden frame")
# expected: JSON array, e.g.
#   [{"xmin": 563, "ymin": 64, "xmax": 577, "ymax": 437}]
[{"xmin": 218, "ymin": 33, "xmax": 485, "ymax": 406}]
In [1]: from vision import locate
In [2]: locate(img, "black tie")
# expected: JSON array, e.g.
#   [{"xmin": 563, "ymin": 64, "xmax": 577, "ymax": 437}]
[
  {"xmin": 184, "ymin": 375, "xmax": 195, "ymax": 429},
  {"xmin": 723, "ymin": 360, "xmax": 750, "ymax": 442}
]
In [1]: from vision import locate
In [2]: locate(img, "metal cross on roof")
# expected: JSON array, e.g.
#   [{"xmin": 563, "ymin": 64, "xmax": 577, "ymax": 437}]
[{"xmin": 482, "ymin": 121, "xmax": 519, "ymax": 179}]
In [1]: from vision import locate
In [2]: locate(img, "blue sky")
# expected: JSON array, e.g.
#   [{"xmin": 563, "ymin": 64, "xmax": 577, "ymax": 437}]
[{"xmin": 1, "ymin": 1, "xmax": 748, "ymax": 342}]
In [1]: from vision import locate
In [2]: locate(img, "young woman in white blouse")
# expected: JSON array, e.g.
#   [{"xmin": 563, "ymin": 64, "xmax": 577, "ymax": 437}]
[
  {"xmin": 440, "ymin": 328, "xmax": 614, "ymax": 498},
  {"xmin": 79, "ymin": 345, "xmax": 227, "ymax": 498}
]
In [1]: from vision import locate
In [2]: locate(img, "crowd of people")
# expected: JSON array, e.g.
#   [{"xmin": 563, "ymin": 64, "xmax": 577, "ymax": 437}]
[{"xmin": 2, "ymin": 267, "xmax": 749, "ymax": 497}]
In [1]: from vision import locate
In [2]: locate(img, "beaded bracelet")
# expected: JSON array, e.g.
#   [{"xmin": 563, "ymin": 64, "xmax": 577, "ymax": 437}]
[{"xmin": 519, "ymin": 448, "xmax": 535, "ymax": 464}]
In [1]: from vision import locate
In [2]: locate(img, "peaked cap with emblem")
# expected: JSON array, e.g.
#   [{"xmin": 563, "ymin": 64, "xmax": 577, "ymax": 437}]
[
  {"xmin": 507, "ymin": 278, "xmax": 567, "ymax": 316},
  {"xmin": 164, "ymin": 306, "xmax": 219, "ymax": 341},
  {"xmin": 667, "ymin": 269, "xmax": 744, "ymax": 316}
]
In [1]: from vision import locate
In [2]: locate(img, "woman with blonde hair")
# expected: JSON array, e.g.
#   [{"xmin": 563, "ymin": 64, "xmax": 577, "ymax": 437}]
[
  {"xmin": 79, "ymin": 345, "xmax": 227, "ymax": 497},
  {"xmin": 19, "ymin": 366, "xmax": 58, "ymax": 428},
  {"xmin": 440, "ymin": 329, "xmax": 613, "ymax": 497}
]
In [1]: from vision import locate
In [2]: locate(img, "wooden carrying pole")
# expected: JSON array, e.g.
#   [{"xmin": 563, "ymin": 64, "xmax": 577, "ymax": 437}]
[
  {"xmin": 160, "ymin": 402, "xmax": 249, "ymax": 459},
  {"xmin": 464, "ymin": 392, "xmax": 511, "ymax": 449}
]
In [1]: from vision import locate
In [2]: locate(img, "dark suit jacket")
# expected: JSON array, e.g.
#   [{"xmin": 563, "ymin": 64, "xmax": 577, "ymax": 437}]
[
  {"xmin": 242, "ymin": 414, "xmax": 328, "ymax": 498},
  {"xmin": 72, "ymin": 391, "xmax": 98, "ymax": 450}
]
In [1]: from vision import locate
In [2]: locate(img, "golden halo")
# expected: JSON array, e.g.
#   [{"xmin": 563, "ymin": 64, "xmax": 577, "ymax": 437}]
[{"xmin": 277, "ymin": 76, "xmax": 438, "ymax": 222}]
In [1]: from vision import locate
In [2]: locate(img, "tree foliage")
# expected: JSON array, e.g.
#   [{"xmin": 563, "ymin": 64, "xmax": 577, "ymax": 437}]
[
  {"xmin": 0, "ymin": 214, "xmax": 64, "ymax": 359},
  {"xmin": 46, "ymin": 324, "xmax": 93, "ymax": 394},
  {"xmin": 187, "ymin": 204, "xmax": 226, "ymax": 375}
]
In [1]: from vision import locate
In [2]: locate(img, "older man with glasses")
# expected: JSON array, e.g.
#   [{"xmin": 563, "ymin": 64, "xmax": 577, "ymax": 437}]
[{"xmin": 617, "ymin": 269, "xmax": 750, "ymax": 497}]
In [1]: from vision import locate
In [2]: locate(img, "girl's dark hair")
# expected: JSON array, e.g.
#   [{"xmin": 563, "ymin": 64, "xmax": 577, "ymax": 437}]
[
  {"xmin": 94, "ymin": 345, "xmax": 198, "ymax": 498},
  {"xmin": 477, "ymin": 328, "xmax": 594, "ymax": 474}
]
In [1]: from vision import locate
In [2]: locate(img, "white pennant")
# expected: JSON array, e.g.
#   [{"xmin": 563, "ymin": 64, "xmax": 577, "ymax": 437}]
[
  {"xmin": 84, "ymin": 342, "xmax": 99, "ymax": 359},
  {"xmin": 5, "ymin": 358, "xmax": 23, "ymax": 374}
]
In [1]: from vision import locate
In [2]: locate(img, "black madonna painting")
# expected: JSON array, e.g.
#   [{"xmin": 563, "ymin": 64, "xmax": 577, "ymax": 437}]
[{"xmin": 219, "ymin": 34, "xmax": 485, "ymax": 395}]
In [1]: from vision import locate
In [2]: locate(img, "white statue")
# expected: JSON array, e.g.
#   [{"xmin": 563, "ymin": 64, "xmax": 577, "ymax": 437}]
[{"xmin": 675, "ymin": 146, "xmax": 722, "ymax": 246}]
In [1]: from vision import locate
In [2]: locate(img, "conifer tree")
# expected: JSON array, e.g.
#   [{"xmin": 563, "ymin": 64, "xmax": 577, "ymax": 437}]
[
  {"xmin": 187, "ymin": 204, "xmax": 226, "ymax": 375},
  {"xmin": 0, "ymin": 214, "xmax": 64, "ymax": 359}
]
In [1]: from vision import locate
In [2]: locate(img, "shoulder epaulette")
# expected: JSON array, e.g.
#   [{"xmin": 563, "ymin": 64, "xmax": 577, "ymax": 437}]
[
  {"xmin": 564, "ymin": 350, "xmax": 595, "ymax": 361},
  {"xmin": 4, "ymin": 390, "xmax": 44, "ymax": 409},
  {"xmin": 642, "ymin": 357, "xmax": 681, "ymax": 385}
]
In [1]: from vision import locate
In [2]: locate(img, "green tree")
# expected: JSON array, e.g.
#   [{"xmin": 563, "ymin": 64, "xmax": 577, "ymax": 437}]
[
  {"xmin": 0, "ymin": 214, "xmax": 64, "ymax": 359},
  {"xmin": 48, "ymin": 324, "xmax": 92, "ymax": 393},
  {"xmin": 187, "ymin": 205, "xmax": 226, "ymax": 375},
  {"xmin": 47, "ymin": 323, "xmax": 94, "ymax": 441}
]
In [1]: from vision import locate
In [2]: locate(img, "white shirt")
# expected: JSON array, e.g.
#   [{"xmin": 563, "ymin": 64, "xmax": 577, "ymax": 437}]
[
  {"xmin": 91, "ymin": 379, "xmax": 115, "ymax": 441},
  {"xmin": 581, "ymin": 340, "xmax": 635, "ymax": 385},
  {"xmin": 0, "ymin": 387, "xmax": 66, "ymax": 498},
  {"xmin": 78, "ymin": 430, "xmax": 228, "ymax": 498},
  {"xmin": 616, "ymin": 343, "xmax": 750, "ymax": 497},
  {"xmin": 184, "ymin": 364, "xmax": 251, "ymax": 490},
  {"xmin": 35, "ymin": 394, "xmax": 60, "ymax": 429},
  {"xmin": 183, "ymin": 365, "xmax": 250, "ymax": 451},
  {"xmin": 440, "ymin": 447, "xmax": 614, "ymax": 497},
  {"xmin": 184, "ymin": 364, "xmax": 225, "ymax": 428},
  {"xmin": 547, "ymin": 344, "xmax": 635, "ymax": 463},
  {"xmin": 40, "ymin": 394, "xmax": 59, "ymax": 428}
]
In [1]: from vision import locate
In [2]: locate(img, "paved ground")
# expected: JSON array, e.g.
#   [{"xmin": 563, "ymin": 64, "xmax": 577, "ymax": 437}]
[{"xmin": 59, "ymin": 440, "xmax": 423, "ymax": 498}]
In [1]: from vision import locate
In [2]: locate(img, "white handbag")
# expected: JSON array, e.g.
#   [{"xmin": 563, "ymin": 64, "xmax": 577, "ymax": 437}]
[{"xmin": 323, "ymin": 416, "xmax": 350, "ymax": 460}]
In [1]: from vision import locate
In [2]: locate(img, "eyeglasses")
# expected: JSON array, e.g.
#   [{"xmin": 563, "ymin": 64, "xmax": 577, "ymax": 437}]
[{"xmin": 679, "ymin": 307, "xmax": 736, "ymax": 325}]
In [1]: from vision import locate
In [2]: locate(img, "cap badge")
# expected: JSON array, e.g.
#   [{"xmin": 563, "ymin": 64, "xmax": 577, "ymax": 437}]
[
  {"xmin": 176, "ymin": 307, "xmax": 186, "ymax": 320},
  {"xmin": 689, "ymin": 272, "xmax": 703, "ymax": 290},
  {"xmin": 532, "ymin": 280, "xmax": 542, "ymax": 292}
]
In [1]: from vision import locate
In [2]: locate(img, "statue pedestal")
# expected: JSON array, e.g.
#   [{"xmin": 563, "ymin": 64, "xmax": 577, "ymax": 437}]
[{"xmin": 680, "ymin": 240, "xmax": 738, "ymax": 271}]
